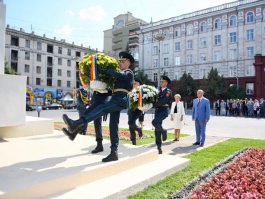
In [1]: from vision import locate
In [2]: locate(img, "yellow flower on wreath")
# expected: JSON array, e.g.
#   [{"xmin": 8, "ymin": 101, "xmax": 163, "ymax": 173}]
[{"xmin": 79, "ymin": 52, "xmax": 120, "ymax": 88}]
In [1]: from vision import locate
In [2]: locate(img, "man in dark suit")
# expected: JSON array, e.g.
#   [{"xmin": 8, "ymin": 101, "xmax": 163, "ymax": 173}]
[
  {"xmin": 128, "ymin": 78, "xmax": 143, "ymax": 145},
  {"xmin": 152, "ymin": 76, "xmax": 172, "ymax": 154},
  {"xmin": 192, "ymin": 89, "xmax": 210, "ymax": 147},
  {"xmin": 62, "ymin": 51, "xmax": 134, "ymax": 162}
]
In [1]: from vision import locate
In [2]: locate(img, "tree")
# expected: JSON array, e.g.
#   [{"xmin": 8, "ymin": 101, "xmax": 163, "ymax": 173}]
[
  {"xmin": 135, "ymin": 69, "xmax": 152, "ymax": 85},
  {"xmin": 4, "ymin": 60, "xmax": 20, "ymax": 75},
  {"xmin": 226, "ymin": 85, "xmax": 245, "ymax": 99}
]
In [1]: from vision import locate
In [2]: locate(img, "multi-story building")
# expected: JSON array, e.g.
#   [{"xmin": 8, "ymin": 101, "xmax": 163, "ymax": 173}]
[
  {"xmin": 103, "ymin": 12, "xmax": 147, "ymax": 68},
  {"xmin": 139, "ymin": 0, "xmax": 265, "ymax": 98},
  {"xmin": 5, "ymin": 26, "xmax": 97, "ymax": 105}
]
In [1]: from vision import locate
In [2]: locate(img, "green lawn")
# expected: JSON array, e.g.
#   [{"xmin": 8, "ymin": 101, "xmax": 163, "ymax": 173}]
[{"xmin": 127, "ymin": 138, "xmax": 265, "ymax": 199}]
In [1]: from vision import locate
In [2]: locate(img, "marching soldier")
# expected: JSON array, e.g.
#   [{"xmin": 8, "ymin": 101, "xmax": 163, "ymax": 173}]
[
  {"xmin": 62, "ymin": 51, "xmax": 134, "ymax": 162},
  {"xmin": 152, "ymin": 76, "xmax": 172, "ymax": 154},
  {"xmin": 128, "ymin": 77, "xmax": 143, "ymax": 145}
]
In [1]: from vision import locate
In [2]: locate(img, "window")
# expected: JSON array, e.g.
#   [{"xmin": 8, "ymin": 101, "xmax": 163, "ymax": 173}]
[
  {"xmin": 175, "ymin": 56, "xmax": 180, "ymax": 66},
  {"xmin": 175, "ymin": 72, "xmax": 179, "ymax": 80},
  {"xmin": 24, "ymin": 64, "xmax": 30, "ymax": 73},
  {"xmin": 247, "ymin": 47, "xmax": 254, "ymax": 58},
  {"xmin": 214, "ymin": 18, "xmax": 221, "ymax": 30},
  {"xmin": 200, "ymin": 37, "xmax": 207, "ymax": 48},
  {"xmin": 246, "ymin": 65, "xmax": 255, "ymax": 76},
  {"xmin": 47, "ymin": 79, "xmax": 52, "ymax": 87},
  {"xmin": 58, "ymin": 58, "xmax": 62, "ymax": 65},
  {"xmin": 229, "ymin": 15, "xmax": 237, "ymax": 27},
  {"xmin": 57, "ymin": 80, "xmax": 61, "ymax": 87},
  {"xmin": 164, "ymin": 58, "xmax": 169, "ymax": 66},
  {"xmin": 175, "ymin": 42, "xmax": 180, "ymax": 51},
  {"xmin": 67, "ymin": 70, "xmax": 71, "ymax": 77},
  {"xmin": 246, "ymin": 29, "xmax": 254, "ymax": 41},
  {"xmin": 47, "ymin": 44, "xmax": 53, "ymax": 53},
  {"xmin": 175, "ymin": 28, "xmax": 180, "ymax": 37},
  {"xmin": 67, "ymin": 81, "xmax": 71, "ymax": 87},
  {"xmin": 27, "ymin": 77, "xmax": 29, "ymax": 85},
  {"xmin": 229, "ymin": 66, "xmax": 237, "ymax": 77},
  {"xmin": 229, "ymin": 32, "xmax": 237, "ymax": 43},
  {"xmin": 58, "ymin": 69, "xmax": 62, "ymax": 76},
  {"xmin": 200, "ymin": 22, "xmax": 207, "ymax": 32},
  {"xmin": 187, "ymin": 55, "xmax": 192, "ymax": 64},
  {"xmin": 187, "ymin": 40, "xmax": 193, "ymax": 49},
  {"xmin": 58, "ymin": 47, "xmax": 62, "ymax": 54},
  {"xmin": 67, "ymin": 49, "xmax": 71, "ymax": 56},
  {"xmin": 153, "ymin": 73, "xmax": 157, "ymax": 82},
  {"xmin": 36, "ymin": 66, "xmax": 41, "ymax": 74},
  {"xmin": 153, "ymin": 46, "xmax": 158, "ymax": 55},
  {"xmin": 187, "ymin": 24, "xmax": 193, "ymax": 35},
  {"xmin": 36, "ymin": 78, "xmax": 41, "ymax": 85},
  {"xmin": 11, "ymin": 36, "xmax": 19, "ymax": 46},
  {"xmin": 229, "ymin": 48, "xmax": 237, "ymax": 60},
  {"xmin": 214, "ymin": 35, "xmax": 221, "ymax": 45},
  {"xmin": 246, "ymin": 83, "xmax": 254, "ymax": 95},
  {"xmin": 246, "ymin": 12, "xmax": 254, "ymax": 23},
  {"xmin": 67, "ymin": 60, "xmax": 71, "ymax": 67},
  {"xmin": 25, "ymin": 40, "xmax": 30, "ymax": 48},
  {"xmin": 153, "ymin": 59, "xmax": 158, "ymax": 68},
  {"xmin": 37, "ymin": 42, "xmax": 42, "ymax": 50},
  {"xmin": 199, "ymin": 69, "xmax": 207, "ymax": 79},
  {"xmin": 25, "ymin": 51, "xmax": 30, "ymax": 60},
  {"xmin": 163, "ymin": 43, "xmax": 169, "ymax": 53},
  {"xmin": 37, "ymin": 54, "xmax": 41, "ymax": 62},
  {"xmin": 200, "ymin": 53, "xmax": 206, "ymax": 63},
  {"xmin": 214, "ymin": 51, "xmax": 221, "ymax": 61}
]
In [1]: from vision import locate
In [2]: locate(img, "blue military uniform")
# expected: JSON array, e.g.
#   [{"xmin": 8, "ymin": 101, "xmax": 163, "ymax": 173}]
[{"xmin": 152, "ymin": 76, "xmax": 172, "ymax": 154}]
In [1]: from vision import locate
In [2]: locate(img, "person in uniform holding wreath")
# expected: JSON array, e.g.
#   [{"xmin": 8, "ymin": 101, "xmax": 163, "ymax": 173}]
[
  {"xmin": 152, "ymin": 76, "xmax": 172, "ymax": 154},
  {"xmin": 128, "ymin": 77, "xmax": 143, "ymax": 145},
  {"xmin": 62, "ymin": 51, "xmax": 134, "ymax": 162},
  {"xmin": 170, "ymin": 94, "xmax": 185, "ymax": 141}
]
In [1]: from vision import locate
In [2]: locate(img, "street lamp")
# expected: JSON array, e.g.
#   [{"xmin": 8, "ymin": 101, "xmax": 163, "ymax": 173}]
[{"xmin": 154, "ymin": 33, "xmax": 166, "ymax": 88}]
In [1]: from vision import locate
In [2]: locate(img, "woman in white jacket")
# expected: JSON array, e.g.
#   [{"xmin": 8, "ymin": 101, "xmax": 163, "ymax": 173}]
[{"xmin": 170, "ymin": 94, "xmax": 185, "ymax": 141}]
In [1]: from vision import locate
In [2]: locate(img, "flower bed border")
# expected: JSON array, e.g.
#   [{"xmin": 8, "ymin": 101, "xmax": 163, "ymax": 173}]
[{"xmin": 167, "ymin": 148, "xmax": 248, "ymax": 199}]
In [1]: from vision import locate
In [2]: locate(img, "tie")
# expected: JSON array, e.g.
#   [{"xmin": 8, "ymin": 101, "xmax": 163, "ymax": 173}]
[{"xmin": 197, "ymin": 99, "xmax": 200, "ymax": 106}]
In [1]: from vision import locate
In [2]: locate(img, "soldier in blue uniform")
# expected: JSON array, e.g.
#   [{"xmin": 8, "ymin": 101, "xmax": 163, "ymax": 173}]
[
  {"xmin": 62, "ymin": 86, "xmax": 110, "ymax": 154},
  {"xmin": 128, "ymin": 77, "xmax": 143, "ymax": 145},
  {"xmin": 152, "ymin": 76, "xmax": 172, "ymax": 154},
  {"xmin": 62, "ymin": 51, "xmax": 134, "ymax": 162}
]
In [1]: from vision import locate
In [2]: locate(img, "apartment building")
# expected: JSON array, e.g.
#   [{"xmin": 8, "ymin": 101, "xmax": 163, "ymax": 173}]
[
  {"xmin": 5, "ymin": 26, "xmax": 97, "ymax": 105},
  {"xmin": 139, "ymin": 0, "xmax": 265, "ymax": 98}
]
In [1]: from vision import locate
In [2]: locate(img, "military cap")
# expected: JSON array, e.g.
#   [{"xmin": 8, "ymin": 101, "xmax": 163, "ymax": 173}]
[
  {"xmin": 119, "ymin": 51, "xmax": 134, "ymax": 63},
  {"xmin": 134, "ymin": 77, "xmax": 143, "ymax": 85},
  {"xmin": 160, "ymin": 75, "xmax": 171, "ymax": 84}
]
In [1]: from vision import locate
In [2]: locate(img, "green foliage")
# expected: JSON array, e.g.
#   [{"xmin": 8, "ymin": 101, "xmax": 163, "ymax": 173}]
[
  {"xmin": 4, "ymin": 61, "xmax": 20, "ymax": 75},
  {"xmin": 225, "ymin": 85, "xmax": 245, "ymax": 99},
  {"xmin": 135, "ymin": 69, "xmax": 152, "ymax": 85},
  {"xmin": 128, "ymin": 138, "xmax": 265, "ymax": 198}
]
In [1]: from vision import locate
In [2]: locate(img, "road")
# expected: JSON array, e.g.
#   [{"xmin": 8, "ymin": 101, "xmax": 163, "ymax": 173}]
[{"xmin": 26, "ymin": 108, "xmax": 265, "ymax": 140}]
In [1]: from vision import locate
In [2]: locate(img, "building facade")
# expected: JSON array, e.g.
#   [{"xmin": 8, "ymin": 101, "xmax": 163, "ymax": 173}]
[
  {"xmin": 5, "ymin": 26, "xmax": 97, "ymax": 105},
  {"xmin": 103, "ymin": 12, "xmax": 147, "ymax": 68},
  {"xmin": 139, "ymin": 0, "xmax": 265, "ymax": 98}
]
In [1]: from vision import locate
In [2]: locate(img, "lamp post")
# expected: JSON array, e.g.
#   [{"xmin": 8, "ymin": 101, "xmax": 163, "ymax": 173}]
[{"xmin": 154, "ymin": 33, "xmax": 165, "ymax": 88}]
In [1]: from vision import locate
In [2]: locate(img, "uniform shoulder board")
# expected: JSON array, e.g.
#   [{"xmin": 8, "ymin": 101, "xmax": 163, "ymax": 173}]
[{"xmin": 124, "ymin": 69, "xmax": 134, "ymax": 75}]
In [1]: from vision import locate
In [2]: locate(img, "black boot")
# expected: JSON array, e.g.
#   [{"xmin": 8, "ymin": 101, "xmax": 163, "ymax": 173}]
[
  {"xmin": 132, "ymin": 140, "xmax": 136, "ymax": 145},
  {"xmin": 157, "ymin": 146, "xmax": 162, "ymax": 154},
  {"xmin": 62, "ymin": 128, "xmax": 78, "ymax": 141},
  {"xmin": 91, "ymin": 141, "xmax": 104, "ymax": 154},
  {"xmin": 102, "ymin": 150, "xmax": 118, "ymax": 162},
  {"xmin": 162, "ymin": 129, "xmax": 167, "ymax": 141},
  {"xmin": 62, "ymin": 114, "xmax": 84, "ymax": 133},
  {"xmin": 136, "ymin": 127, "xmax": 143, "ymax": 138}
]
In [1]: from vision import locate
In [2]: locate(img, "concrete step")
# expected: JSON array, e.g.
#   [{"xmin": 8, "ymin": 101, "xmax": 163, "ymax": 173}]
[{"xmin": 1, "ymin": 131, "xmax": 183, "ymax": 199}]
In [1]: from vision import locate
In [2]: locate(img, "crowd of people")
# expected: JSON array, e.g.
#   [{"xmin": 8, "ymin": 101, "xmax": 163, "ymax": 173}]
[{"xmin": 214, "ymin": 98, "xmax": 265, "ymax": 118}]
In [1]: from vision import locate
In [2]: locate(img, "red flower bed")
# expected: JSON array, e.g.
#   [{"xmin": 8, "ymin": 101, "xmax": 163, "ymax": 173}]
[{"xmin": 189, "ymin": 148, "xmax": 265, "ymax": 199}]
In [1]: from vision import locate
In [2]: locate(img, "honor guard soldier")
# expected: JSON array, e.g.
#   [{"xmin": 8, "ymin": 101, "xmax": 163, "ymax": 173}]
[
  {"xmin": 62, "ymin": 51, "xmax": 134, "ymax": 162},
  {"xmin": 128, "ymin": 77, "xmax": 143, "ymax": 145},
  {"xmin": 152, "ymin": 75, "xmax": 172, "ymax": 154}
]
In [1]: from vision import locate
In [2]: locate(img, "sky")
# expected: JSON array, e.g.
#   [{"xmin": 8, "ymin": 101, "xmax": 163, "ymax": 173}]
[{"xmin": 4, "ymin": 0, "xmax": 235, "ymax": 51}]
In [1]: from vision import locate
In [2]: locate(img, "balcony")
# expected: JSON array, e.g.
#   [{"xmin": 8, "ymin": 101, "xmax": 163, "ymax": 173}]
[
  {"xmin": 112, "ymin": 37, "xmax": 122, "ymax": 43},
  {"xmin": 112, "ymin": 43, "xmax": 122, "ymax": 51}
]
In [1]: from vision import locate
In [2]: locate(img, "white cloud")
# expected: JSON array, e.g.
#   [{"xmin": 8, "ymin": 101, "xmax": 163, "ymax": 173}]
[
  {"xmin": 66, "ymin": 10, "xmax": 75, "ymax": 17},
  {"xmin": 79, "ymin": 5, "xmax": 106, "ymax": 21},
  {"xmin": 54, "ymin": 24, "xmax": 73, "ymax": 37}
]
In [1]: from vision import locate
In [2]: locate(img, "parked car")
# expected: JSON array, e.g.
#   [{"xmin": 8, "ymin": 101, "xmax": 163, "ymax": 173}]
[
  {"xmin": 46, "ymin": 103, "xmax": 63, "ymax": 110},
  {"xmin": 64, "ymin": 103, "xmax": 77, "ymax": 109}
]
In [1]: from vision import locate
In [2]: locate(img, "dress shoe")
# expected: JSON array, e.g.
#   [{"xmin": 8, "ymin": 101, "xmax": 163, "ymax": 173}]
[
  {"xmin": 192, "ymin": 142, "xmax": 200, "ymax": 145},
  {"xmin": 62, "ymin": 114, "xmax": 83, "ymax": 133},
  {"xmin": 157, "ymin": 146, "xmax": 162, "ymax": 154},
  {"xmin": 132, "ymin": 140, "xmax": 136, "ymax": 145},
  {"xmin": 62, "ymin": 128, "xmax": 77, "ymax": 141},
  {"xmin": 162, "ymin": 130, "xmax": 167, "ymax": 141},
  {"xmin": 137, "ymin": 128, "xmax": 143, "ymax": 138},
  {"xmin": 92, "ymin": 142, "xmax": 103, "ymax": 154},
  {"xmin": 173, "ymin": 138, "xmax": 179, "ymax": 141},
  {"xmin": 102, "ymin": 150, "xmax": 118, "ymax": 162},
  {"xmin": 200, "ymin": 143, "xmax": 204, "ymax": 147}
]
